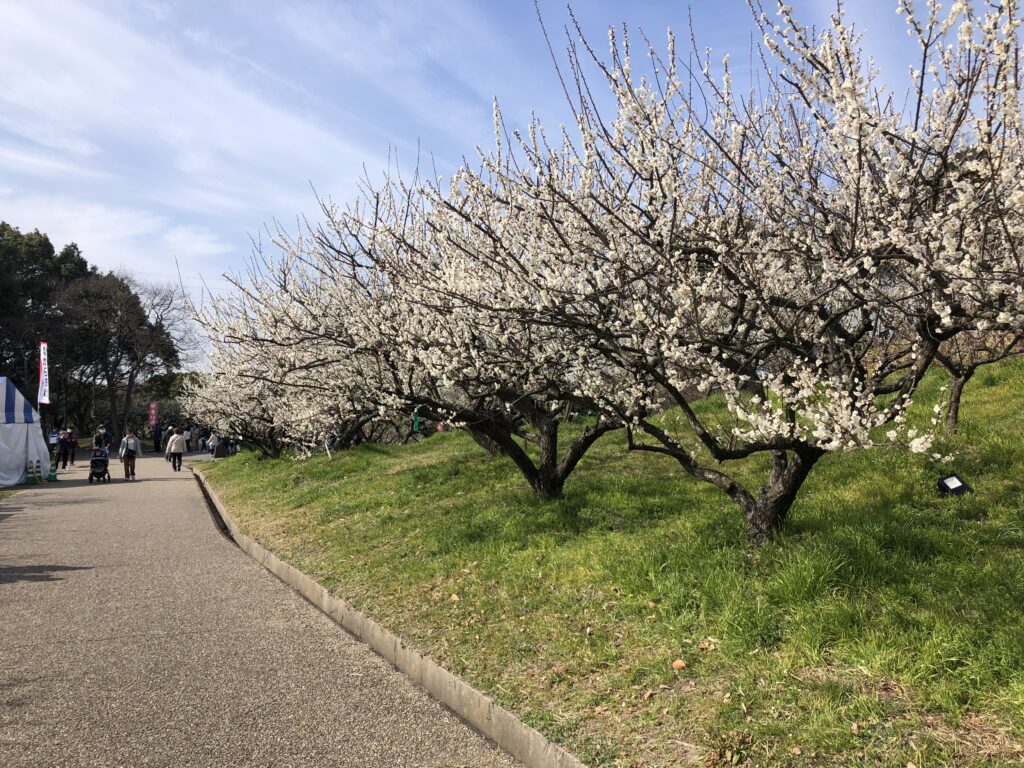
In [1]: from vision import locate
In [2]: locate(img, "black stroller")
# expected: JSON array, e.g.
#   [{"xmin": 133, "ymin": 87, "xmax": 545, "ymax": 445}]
[{"xmin": 88, "ymin": 447, "xmax": 111, "ymax": 484}]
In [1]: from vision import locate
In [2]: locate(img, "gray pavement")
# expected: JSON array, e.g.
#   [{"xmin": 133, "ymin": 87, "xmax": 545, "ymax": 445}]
[{"xmin": 0, "ymin": 453, "xmax": 519, "ymax": 768}]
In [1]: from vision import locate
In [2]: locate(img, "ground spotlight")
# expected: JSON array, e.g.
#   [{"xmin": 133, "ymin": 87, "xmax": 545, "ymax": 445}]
[{"xmin": 937, "ymin": 473, "xmax": 972, "ymax": 496}]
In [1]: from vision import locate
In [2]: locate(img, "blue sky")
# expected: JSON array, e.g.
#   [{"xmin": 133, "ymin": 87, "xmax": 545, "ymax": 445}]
[{"xmin": 0, "ymin": 1, "xmax": 920, "ymax": 302}]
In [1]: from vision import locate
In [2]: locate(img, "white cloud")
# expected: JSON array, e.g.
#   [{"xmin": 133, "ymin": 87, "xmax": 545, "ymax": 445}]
[
  {"xmin": 0, "ymin": 0, "xmax": 402, "ymax": 301},
  {"xmin": 0, "ymin": 190, "xmax": 241, "ymax": 297},
  {"xmin": 0, "ymin": 191, "xmax": 162, "ymax": 256},
  {"xmin": 0, "ymin": 0, "xmax": 379, "ymax": 217},
  {"xmin": 275, "ymin": 0, "xmax": 513, "ymax": 149},
  {"xmin": 0, "ymin": 144, "xmax": 109, "ymax": 179},
  {"xmin": 162, "ymin": 225, "xmax": 233, "ymax": 258}
]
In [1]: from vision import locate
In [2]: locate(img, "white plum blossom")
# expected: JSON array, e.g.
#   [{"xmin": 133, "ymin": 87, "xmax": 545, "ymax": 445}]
[{"xmin": 188, "ymin": 0, "xmax": 1024, "ymax": 543}]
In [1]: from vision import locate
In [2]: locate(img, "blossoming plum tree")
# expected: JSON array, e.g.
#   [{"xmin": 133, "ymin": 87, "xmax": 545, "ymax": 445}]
[
  {"xmin": 190, "ymin": 0, "xmax": 1024, "ymax": 543},
  {"xmin": 935, "ymin": 330, "xmax": 1022, "ymax": 430},
  {"xmin": 451, "ymin": 0, "xmax": 1024, "ymax": 540},
  {"xmin": 309, "ymin": 182, "xmax": 624, "ymax": 499}
]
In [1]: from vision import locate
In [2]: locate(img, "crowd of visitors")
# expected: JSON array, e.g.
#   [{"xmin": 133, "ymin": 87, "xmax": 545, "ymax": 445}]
[
  {"xmin": 153, "ymin": 424, "xmax": 237, "ymax": 459},
  {"xmin": 48, "ymin": 427, "xmax": 81, "ymax": 469},
  {"xmin": 42, "ymin": 421, "xmax": 241, "ymax": 483}
]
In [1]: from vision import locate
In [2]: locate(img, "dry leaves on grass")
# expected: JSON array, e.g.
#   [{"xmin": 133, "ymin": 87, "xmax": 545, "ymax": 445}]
[
  {"xmin": 930, "ymin": 713, "xmax": 1024, "ymax": 762},
  {"xmin": 788, "ymin": 667, "xmax": 1024, "ymax": 763}
]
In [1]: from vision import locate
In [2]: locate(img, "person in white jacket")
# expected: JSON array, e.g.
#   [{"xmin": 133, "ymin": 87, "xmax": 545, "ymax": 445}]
[
  {"xmin": 165, "ymin": 428, "xmax": 187, "ymax": 472},
  {"xmin": 118, "ymin": 428, "xmax": 143, "ymax": 481}
]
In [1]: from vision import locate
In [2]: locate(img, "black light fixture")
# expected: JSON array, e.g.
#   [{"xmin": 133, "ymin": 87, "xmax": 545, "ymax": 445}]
[{"xmin": 937, "ymin": 473, "xmax": 973, "ymax": 496}]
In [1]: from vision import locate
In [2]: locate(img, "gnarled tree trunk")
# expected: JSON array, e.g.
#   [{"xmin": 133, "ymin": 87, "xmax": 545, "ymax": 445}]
[
  {"xmin": 468, "ymin": 430, "xmax": 504, "ymax": 457},
  {"xmin": 629, "ymin": 421, "xmax": 824, "ymax": 545},
  {"xmin": 743, "ymin": 448, "xmax": 824, "ymax": 544},
  {"xmin": 945, "ymin": 371, "xmax": 972, "ymax": 433},
  {"xmin": 469, "ymin": 414, "xmax": 619, "ymax": 500}
]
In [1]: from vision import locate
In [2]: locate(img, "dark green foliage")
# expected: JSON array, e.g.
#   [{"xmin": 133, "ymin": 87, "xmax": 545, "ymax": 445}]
[
  {"xmin": 0, "ymin": 221, "xmax": 180, "ymax": 438},
  {"xmin": 0, "ymin": 221, "xmax": 93, "ymax": 389}
]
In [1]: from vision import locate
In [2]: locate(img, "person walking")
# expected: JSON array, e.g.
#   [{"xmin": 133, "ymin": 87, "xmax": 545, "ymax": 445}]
[
  {"xmin": 68, "ymin": 426, "xmax": 79, "ymax": 466},
  {"xmin": 93, "ymin": 424, "xmax": 113, "ymax": 451},
  {"xmin": 57, "ymin": 429, "xmax": 71, "ymax": 469},
  {"xmin": 118, "ymin": 428, "xmax": 143, "ymax": 481},
  {"xmin": 165, "ymin": 428, "xmax": 186, "ymax": 472},
  {"xmin": 182, "ymin": 427, "xmax": 192, "ymax": 453}
]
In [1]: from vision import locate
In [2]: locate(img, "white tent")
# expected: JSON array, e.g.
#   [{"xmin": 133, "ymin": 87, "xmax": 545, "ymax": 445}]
[{"xmin": 0, "ymin": 377, "xmax": 51, "ymax": 486}]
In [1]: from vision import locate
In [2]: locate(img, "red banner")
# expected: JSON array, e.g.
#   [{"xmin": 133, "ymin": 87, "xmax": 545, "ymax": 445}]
[{"xmin": 148, "ymin": 401, "xmax": 159, "ymax": 427}]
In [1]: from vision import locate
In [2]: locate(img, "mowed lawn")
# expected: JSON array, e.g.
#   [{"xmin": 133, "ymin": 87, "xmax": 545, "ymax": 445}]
[{"xmin": 201, "ymin": 361, "xmax": 1024, "ymax": 767}]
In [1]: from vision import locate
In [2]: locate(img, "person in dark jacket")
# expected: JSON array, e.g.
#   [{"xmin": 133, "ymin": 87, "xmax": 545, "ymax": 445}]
[
  {"xmin": 57, "ymin": 430, "xmax": 71, "ymax": 469},
  {"xmin": 68, "ymin": 427, "xmax": 79, "ymax": 466},
  {"xmin": 93, "ymin": 424, "xmax": 113, "ymax": 451}
]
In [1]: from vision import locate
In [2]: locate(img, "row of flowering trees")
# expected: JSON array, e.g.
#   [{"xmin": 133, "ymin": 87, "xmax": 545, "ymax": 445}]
[{"xmin": 186, "ymin": 0, "xmax": 1024, "ymax": 543}]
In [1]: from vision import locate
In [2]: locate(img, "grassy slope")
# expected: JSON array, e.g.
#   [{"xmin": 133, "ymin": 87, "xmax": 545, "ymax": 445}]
[{"xmin": 202, "ymin": 361, "xmax": 1024, "ymax": 767}]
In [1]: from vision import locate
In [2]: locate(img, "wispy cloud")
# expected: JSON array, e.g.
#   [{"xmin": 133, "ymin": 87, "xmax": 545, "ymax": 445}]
[
  {"xmin": 0, "ymin": 0, "xmax": 384, "ymax": 282},
  {"xmin": 0, "ymin": 143, "xmax": 109, "ymax": 179},
  {"xmin": 0, "ymin": 188, "xmax": 237, "ymax": 300},
  {"xmin": 162, "ymin": 225, "xmax": 233, "ymax": 259},
  {"xmin": 0, "ymin": 0, "xmax": 935, "ymax": 295}
]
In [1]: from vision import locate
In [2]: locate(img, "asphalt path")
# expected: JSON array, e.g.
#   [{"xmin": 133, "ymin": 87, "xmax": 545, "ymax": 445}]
[{"xmin": 0, "ymin": 452, "xmax": 518, "ymax": 768}]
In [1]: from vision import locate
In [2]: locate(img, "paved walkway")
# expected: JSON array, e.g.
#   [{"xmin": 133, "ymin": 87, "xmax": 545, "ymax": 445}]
[{"xmin": 0, "ymin": 453, "xmax": 518, "ymax": 768}]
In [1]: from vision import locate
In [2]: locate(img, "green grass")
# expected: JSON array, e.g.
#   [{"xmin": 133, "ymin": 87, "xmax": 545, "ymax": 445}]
[
  {"xmin": 0, "ymin": 489, "xmax": 18, "ymax": 502},
  {"xmin": 202, "ymin": 360, "xmax": 1024, "ymax": 767}
]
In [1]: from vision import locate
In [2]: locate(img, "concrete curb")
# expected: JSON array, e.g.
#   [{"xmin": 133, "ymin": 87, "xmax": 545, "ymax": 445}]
[{"xmin": 192, "ymin": 467, "xmax": 588, "ymax": 768}]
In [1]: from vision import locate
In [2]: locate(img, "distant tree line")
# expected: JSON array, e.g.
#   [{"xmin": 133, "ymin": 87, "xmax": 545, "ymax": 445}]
[{"xmin": 0, "ymin": 221, "xmax": 192, "ymax": 442}]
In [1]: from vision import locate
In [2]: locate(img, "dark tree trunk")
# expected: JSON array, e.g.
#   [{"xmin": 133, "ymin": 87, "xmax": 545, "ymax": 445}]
[
  {"xmin": 532, "ymin": 417, "xmax": 562, "ymax": 500},
  {"xmin": 252, "ymin": 433, "xmax": 286, "ymax": 459},
  {"xmin": 561, "ymin": 401, "xmax": 573, "ymax": 422},
  {"xmin": 472, "ymin": 416, "xmax": 565, "ymax": 500},
  {"xmin": 945, "ymin": 371, "xmax": 972, "ymax": 432},
  {"xmin": 743, "ymin": 448, "xmax": 823, "ymax": 544},
  {"xmin": 106, "ymin": 380, "xmax": 121, "ymax": 445},
  {"xmin": 628, "ymin": 421, "xmax": 824, "ymax": 545},
  {"xmin": 405, "ymin": 397, "xmax": 618, "ymax": 501},
  {"xmin": 120, "ymin": 370, "xmax": 138, "ymax": 437},
  {"xmin": 468, "ymin": 415, "xmax": 618, "ymax": 500},
  {"xmin": 468, "ymin": 430, "xmax": 504, "ymax": 457},
  {"xmin": 334, "ymin": 416, "xmax": 373, "ymax": 450}
]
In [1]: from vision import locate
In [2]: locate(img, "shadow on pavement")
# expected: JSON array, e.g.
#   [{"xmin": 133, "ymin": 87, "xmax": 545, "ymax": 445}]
[
  {"xmin": 15, "ymin": 476, "xmax": 191, "ymax": 491},
  {"xmin": 0, "ymin": 505, "xmax": 26, "ymax": 527},
  {"xmin": 0, "ymin": 563, "xmax": 93, "ymax": 585}
]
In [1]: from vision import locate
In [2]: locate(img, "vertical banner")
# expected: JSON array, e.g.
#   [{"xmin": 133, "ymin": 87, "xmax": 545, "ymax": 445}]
[
  {"xmin": 148, "ymin": 401, "xmax": 159, "ymax": 427},
  {"xmin": 37, "ymin": 341, "xmax": 50, "ymax": 405}
]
